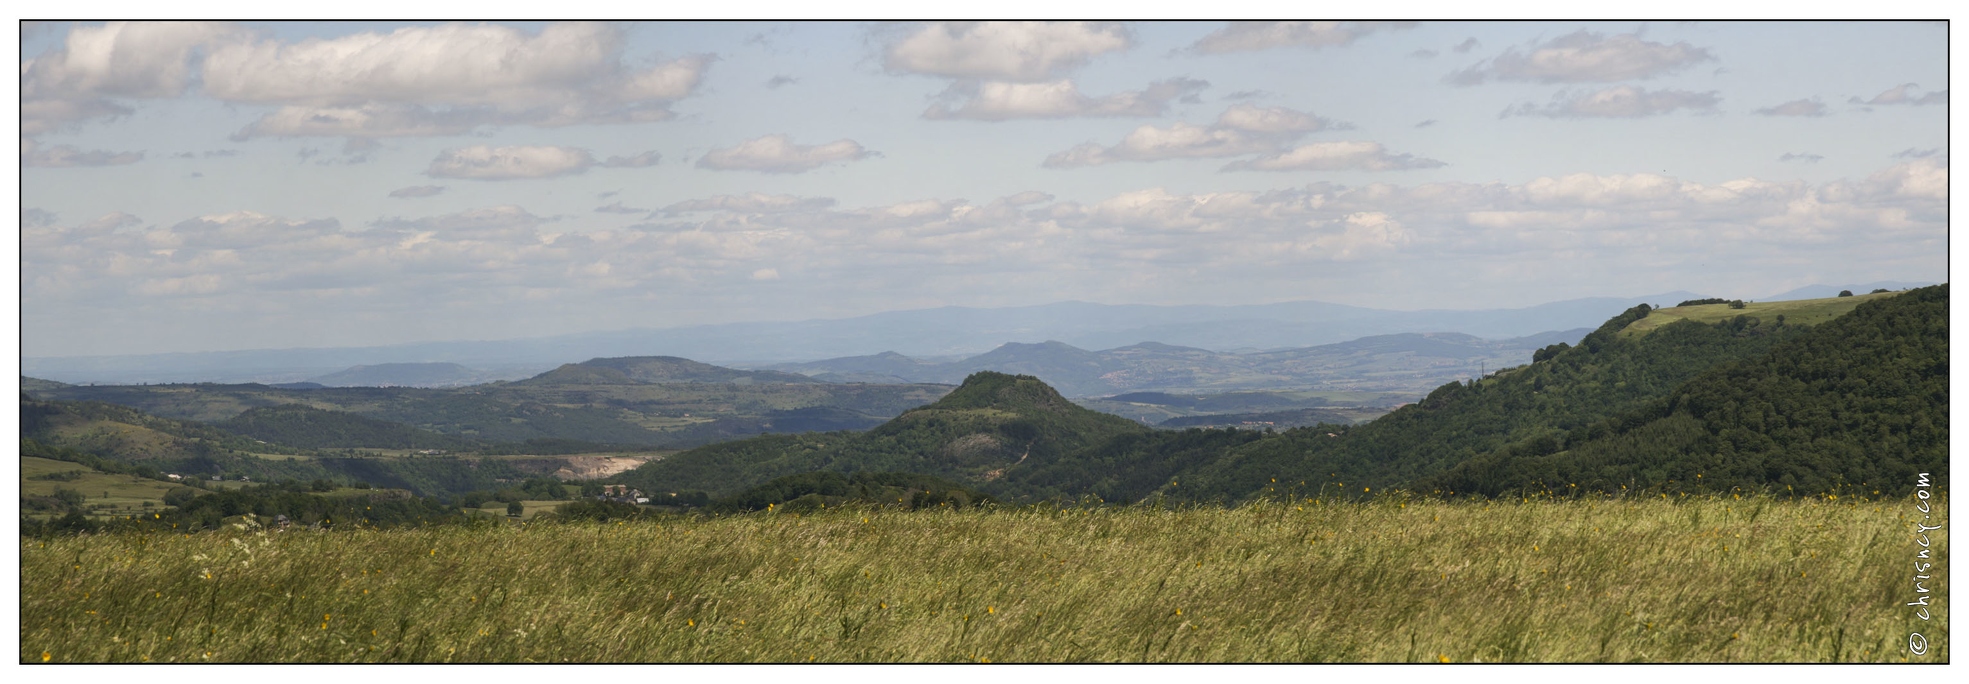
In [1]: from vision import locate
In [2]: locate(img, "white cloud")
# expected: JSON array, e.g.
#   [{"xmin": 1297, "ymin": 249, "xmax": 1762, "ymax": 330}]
[
  {"xmin": 21, "ymin": 139, "xmax": 146, "ymax": 167},
  {"xmin": 595, "ymin": 202, "xmax": 649, "ymax": 214},
  {"xmin": 1850, "ymin": 83, "xmax": 1947, "ymax": 106},
  {"xmin": 427, "ymin": 145, "xmax": 597, "ymax": 180},
  {"xmin": 661, "ymin": 193, "xmax": 839, "ymax": 215},
  {"xmin": 203, "ymin": 22, "xmax": 710, "ymax": 139},
  {"xmin": 23, "ymin": 208, "xmax": 62, "ymax": 228},
  {"xmin": 884, "ymin": 21, "xmax": 1131, "ymax": 82},
  {"xmin": 924, "ymin": 78, "xmax": 1207, "ymax": 121},
  {"xmin": 1754, "ymin": 98, "xmax": 1827, "ymax": 117},
  {"xmin": 1501, "ymin": 86, "xmax": 1720, "ymax": 118},
  {"xmin": 1190, "ymin": 21, "xmax": 1414, "ymax": 54},
  {"xmin": 1225, "ymin": 141, "xmax": 1446, "ymax": 172},
  {"xmin": 1043, "ymin": 103, "xmax": 1338, "ymax": 167},
  {"xmin": 20, "ymin": 21, "xmax": 245, "ymax": 134},
  {"xmin": 750, "ymin": 268, "xmax": 781, "ymax": 281},
  {"xmin": 23, "ymin": 163, "xmax": 1944, "ymax": 346},
  {"xmin": 695, "ymin": 135, "xmax": 873, "ymax": 173},
  {"xmin": 601, "ymin": 151, "xmax": 662, "ymax": 168},
  {"xmin": 1779, "ymin": 152, "xmax": 1824, "ymax": 164},
  {"xmin": 1448, "ymin": 30, "xmax": 1715, "ymax": 85},
  {"xmin": 388, "ymin": 185, "xmax": 446, "ymax": 199}
]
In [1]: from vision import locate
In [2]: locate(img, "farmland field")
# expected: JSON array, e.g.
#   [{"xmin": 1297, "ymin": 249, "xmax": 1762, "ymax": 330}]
[
  {"xmin": 1621, "ymin": 291, "xmax": 1898, "ymax": 337},
  {"xmin": 20, "ymin": 495, "xmax": 1945, "ymax": 663},
  {"xmin": 21, "ymin": 456, "xmax": 185, "ymax": 520}
]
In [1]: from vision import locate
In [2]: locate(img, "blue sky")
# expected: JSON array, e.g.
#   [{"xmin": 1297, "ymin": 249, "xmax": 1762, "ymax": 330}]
[{"xmin": 17, "ymin": 20, "xmax": 1950, "ymax": 357}]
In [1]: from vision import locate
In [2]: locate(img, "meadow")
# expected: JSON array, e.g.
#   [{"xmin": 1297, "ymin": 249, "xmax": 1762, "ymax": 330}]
[
  {"xmin": 20, "ymin": 495, "xmax": 1945, "ymax": 663},
  {"xmin": 1620, "ymin": 291, "xmax": 1897, "ymax": 337}
]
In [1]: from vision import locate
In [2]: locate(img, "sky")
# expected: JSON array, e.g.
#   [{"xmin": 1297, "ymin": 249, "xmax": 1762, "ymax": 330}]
[{"xmin": 16, "ymin": 19, "xmax": 1951, "ymax": 358}]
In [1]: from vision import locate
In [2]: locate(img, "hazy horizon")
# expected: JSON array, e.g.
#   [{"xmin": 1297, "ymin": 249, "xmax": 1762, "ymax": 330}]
[{"xmin": 20, "ymin": 21, "xmax": 1947, "ymax": 358}]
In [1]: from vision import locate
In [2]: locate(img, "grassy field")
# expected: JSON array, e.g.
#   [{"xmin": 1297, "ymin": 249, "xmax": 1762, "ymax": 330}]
[
  {"xmin": 1622, "ymin": 292, "xmax": 1900, "ymax": 337},
  {"xmin": 466, "ymin": 500, "xmax": 577, "ymax": 520},
  {"xmin": 20, "ymin": 495, "xmax": 1945, "ymax": 663},
  {"xmin": 21, "ymin": 456, "xmax": 186, "ymax": 520}
]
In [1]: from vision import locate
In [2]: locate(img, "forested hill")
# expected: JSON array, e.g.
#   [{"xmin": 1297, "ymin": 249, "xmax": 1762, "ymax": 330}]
[
  {"xmin": 1429, "ymin": 283, "xmax": 1947, "ymax": 496},
  {"xmin": 1162, "ymin": 299, "xmax": 1814, "ymax": 500},
  {"xmin": 609, "ymin": 288, "xmax": 1943, "ymax": 503},
  {"xmin": 614, "ymin": 371, "xmax": 1149, "ymax": 497}
]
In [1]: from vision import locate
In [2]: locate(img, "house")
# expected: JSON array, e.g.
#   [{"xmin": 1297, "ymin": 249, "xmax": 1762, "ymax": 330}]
[{"xmin": 599, "ymin": 484, "xmax": 646, "ymax": 504}]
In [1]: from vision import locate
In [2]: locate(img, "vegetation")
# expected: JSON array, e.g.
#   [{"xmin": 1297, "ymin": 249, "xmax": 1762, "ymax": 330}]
[
  {"xmin": 1432, "ymin": 283, "xmax": 1948, "ymax": 496},
  {"xmin": 219, "ymin": 404, "xmax": 480, "ymax": 450},
  {"xmin": 30, "ymin": 373, "xmax": 952, "ymax": 449},
  {"xmin": 605, "ymin": 288, "xmax": 1944, "ymax": 507},
  {"xmin": 20, "ymin": 495, "xmax": 1944, "ymax": 663},
  {"xmin": 703, "ymin": 471, "xmax": 994, "ymax": 513},
  {"xmin": 618, "ymin": 372, "xmax": 1147, "ymax": 497},
  {"xmin": 1621, "ymin": 291, "xmax": 1894, "ymax": 336}
]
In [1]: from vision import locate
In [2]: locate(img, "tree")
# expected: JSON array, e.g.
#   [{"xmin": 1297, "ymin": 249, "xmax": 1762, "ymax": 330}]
[
  {"xmin": 1838, "ymin": 290, "xmax": 1854, "ymax": 297},
  {"xmin": 507, "ymin": 500, "xmax": 524, "ymax": 517},
  {"xmin": 164, "ymin": 488, "xmax": 199, "ymax": 507}
]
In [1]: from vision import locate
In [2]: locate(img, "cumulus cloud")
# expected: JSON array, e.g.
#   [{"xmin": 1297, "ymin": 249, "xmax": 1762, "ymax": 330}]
[
  {"xmin": 766, "ymin": 75, "xmax": 799, "ymax": 89},
  {"xmin": 1501, "ymin": 86, "xmax": 1720, "ymax": 118},
  {"xmin": 388, "ymin": 185, "xmax": 446, "ymax": 199},
  {"xmin": 595, "ymin": 202, "xmax": 649, "ymax": 214},
  {"xmin": 23, "ymin": 208, "xmax": 62, "ymax": 229},
  {"xmin": 1779, "ymin": 152, "xmax": 1824, "ymax": 164},
  {"xmin": 1190, "ymin": 21, "xmax": 1415, "ymax": 54},
  {"xmin": 1043, "ymin": 103, "xmax": 1338, "ymax": 167},
  {"xmin": 204, "ymin": 22, "xmax": 711, "ymax": 139},
  {"xmin": 1754, "ymin": 98, "xmax": 1827, "ymax": 117},
  {"xmin": 427, "ymin": 145, "xmax": 597, "ymax": 180},
  {"xmin": 21, "ymin": 140, "xmax": 145, "ymax": 167},
  {"xmin": 1452, "ymin": 38, "xmax": 1481, "ymax": 54},
  {"xmin": 696, "ymin": 135, "xmax": 874, "ymax": 173},
  {"xmin": 1225, "ymin": 142, "xmax": 1447, "ymax": 172},
  {"xmin": 660, "ymin": 193, "xmax": 839, "ymax": 215},
  {"xmin": 924, "ymin": 77, "xmax": 1207, "ymax": 121},
  {"xmin": 884, "ymin": 21, "xmax": 1131, "ymax": 82},
  {"xmin": 23, "ymin": 164, "xmax": 1945, "ymax": 349},
  {"xmin": 601, "ymin": 151, "xmax": 662, "ymax": 168},
  {"xmin": 1850, "ymin": 83, "xmax": 1947, "ymax": 106},
  {"xmin": 20, "ymin": 21, "xmax": 246, "ymax": 134},
  {"xmin": 1448, "ymin": 30, "xmax": 1715, "ymax": 85},
  {"xmin": 1893, "ymin": 148, "xmax": 1941, "ymax": 159}
]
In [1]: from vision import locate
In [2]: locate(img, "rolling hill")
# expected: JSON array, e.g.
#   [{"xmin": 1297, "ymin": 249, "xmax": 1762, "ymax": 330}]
[
  {"xmin": 610, "ymin": 287, "xmax": 1944, "ymax": 504},
  {"xmin": 766, "ymin": 329, "xmax": 1594, "ymax": 397},
  {"xmin": 27, "ymin": 357, "xmax": 953, "ymax": 449},
  {"xmin": 21, "ymin": 292, "xmax": 1699, "ymax": 385},
  {"xmin": 614, "ymin": 371, "xmax": 1150, "ymax": 497}
]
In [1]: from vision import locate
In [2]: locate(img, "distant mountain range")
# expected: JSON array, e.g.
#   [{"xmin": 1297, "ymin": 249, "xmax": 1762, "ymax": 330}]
[
  {"xmin": 764, "ymin": 330, "xmax": 1590, "ymax": 398},
  {"xmin": 24, "ymin": 285, "xmax": 1931, "ymax": 386}
]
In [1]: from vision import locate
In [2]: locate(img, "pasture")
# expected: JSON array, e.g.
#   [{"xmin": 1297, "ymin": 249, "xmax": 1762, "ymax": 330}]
[{"xmin": 20, "ymin": 495, "xmax": 1945, "ymax": 663}]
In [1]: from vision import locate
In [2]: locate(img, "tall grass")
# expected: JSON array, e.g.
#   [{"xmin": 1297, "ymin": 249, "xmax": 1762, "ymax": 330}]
[{"xmin": 20, "ymin": 495, "xmax": 1946, "ymax": 662}]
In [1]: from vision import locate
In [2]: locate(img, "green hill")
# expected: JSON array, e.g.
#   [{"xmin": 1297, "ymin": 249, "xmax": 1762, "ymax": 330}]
[
  {"xmin": 1162, "ymin": 299, "xmax": 1819, "ymax": 502},
  {"xmin": 1430, "ymin": 284, "xmax": 1946, "ymax": 496},
  {"xmin": 519, "ymin": 356, "xmax": 823, "ymax": 386},
  {"xmin": 616, "ymin": 372, "xmax": 1149, "ymax": 496},
  {"xmin": 217, "ymin": 404, "xmax": 482, "ymax": 450}
]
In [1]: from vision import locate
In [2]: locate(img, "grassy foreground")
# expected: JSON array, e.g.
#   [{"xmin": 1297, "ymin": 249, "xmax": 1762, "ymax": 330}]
[{"xmin": 21, "ymin": 496, "xmax": 1947, "ymax": 663}]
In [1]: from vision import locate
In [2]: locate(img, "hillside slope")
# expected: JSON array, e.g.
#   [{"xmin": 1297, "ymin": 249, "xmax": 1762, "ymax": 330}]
[
  {"xmin": 1135, "ymin": 298, "xmax": 1844, "ymax": 502},
  {"xmin": 1430, "ymin": 284, "xmax": 1947, "ymax": 496},
  {"xmin": 616, "ymin": 372, "xmax": 1150, "ymax": 496},
  {"xmin": 520, "ymin": 356, "xmax": 823, "ymax": 386}
]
